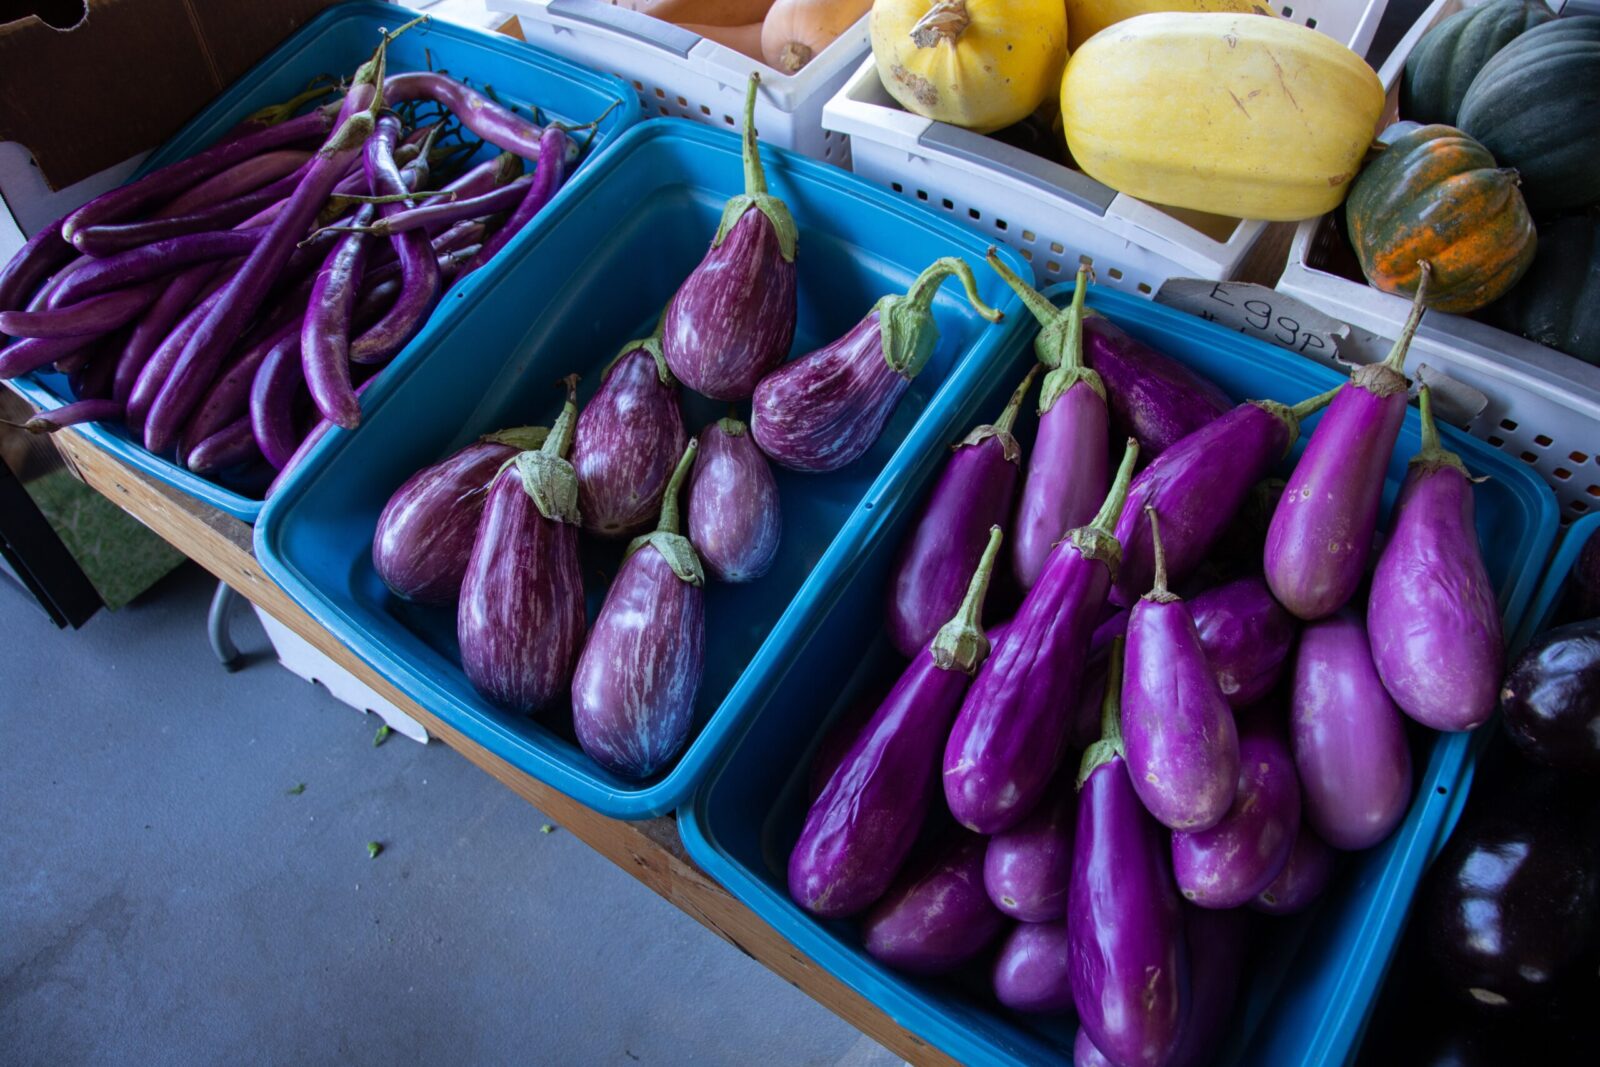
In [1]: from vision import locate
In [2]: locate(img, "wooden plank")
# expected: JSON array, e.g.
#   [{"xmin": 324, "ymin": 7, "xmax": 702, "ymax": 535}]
[{"xmin": 48, "ymin": 429, "xmax": 956, "ymax": 1067}]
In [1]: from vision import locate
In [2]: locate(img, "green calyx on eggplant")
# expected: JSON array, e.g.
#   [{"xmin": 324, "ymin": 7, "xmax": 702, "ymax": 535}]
[
  {"xmin": 622, "ymin": 440, "xmax": 704, "ymax": 586},
  {"xmin": 511, "ymin": 373, "xmax": 583, "ymax": 526},
  {"xmin": 712, "ymin": 72, "xmax": 796, "ymax": 264},
  {"xmin": 876, "ymin": 256, "xmax": 1003, "ymax": 380},
  {"xmin": 984, "ymin": 250, "xmax": 1105, "ymax": 412},
  {"xmin": 929, "ymin": 525, "xmax": 1004, "ymax": 674}
]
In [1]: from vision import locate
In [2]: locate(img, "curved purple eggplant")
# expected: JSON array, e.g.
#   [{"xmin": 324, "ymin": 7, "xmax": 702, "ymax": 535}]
[
  {"xmin": 1082, "ymin": 312, "xmax": 1233, "ymax": 461},
  {"xmin": 686, "ymin": 415, "xmax": 781, "ymax": 583},
  {"xmin": 789, "ymin": 529, "xmax": 1003, "ymax": 918},
  {"xmin": 887, "ymin": 364, "xmax": 1038, "ymax": 657},
  {"xmin": 372, "ymin": 426, "xmax": 549, "ymax": 604},
  {"xmin": 1122, "ymin": 508, "xmax": 1240, "ymax": 832},
  {"xmin": 943, "ymin": 439, "xmax": 1140, "ymax": 835},
  {"xmin": 983, "ymin": 769, "xmax": 1076, "ymax": 922},
  {"xmin": 986, "ymin": 258, "xmax": 1110, "ymax": 591},
  {"xmin": 1068, "ymin": 638, "xmax": 1189, "ymax": 1067},
  {"xmin": 571, "ymin": 320, "xmax": 689, "ymax": 539},
  {"xmin": 458, "ymin": 377, "xmax": 587, "ymax": 712},
  {"xmin": 663, "ymin": 74, "xmax": 797, "ymax": 401},
  {"xmin": 1189, "ymin": 575, "xmax": 1297, "ymax": 708},
  {"xmin": 805, "ymin": 685, "xmax": 884, "ymax": 804},
  {"xmin": 1267, "ymin": 267, "xmax": 1432, "ymax": 620},
  {"xmin": 1291, "ymin": 610, "xmax": 1413, "ymax": 851},
  {"xmin": 572, "ymin": 442, "xmax": 705, "ymax": 779},
  {"xmin": 1252, "ymin": 820, "xmax": 1337, "ymax": 915},
  {"xmin": 992, "ymin": 922, "xmax": 1074, "ymax": 1015},
  {"xmin": 751, "ymin": 256, "xmax": 1002, "ymax": 472},
  {"xmin": 1171, "ymin": 906, "xmax": 1250, "ymax": 1067},
  {"xmin": 1368, "ymin": 387, "xmax": 1503, "ymax": 731},
  {"xmin": 1074, "ymin": 1030, "xmax": 1116, "ymax": 1067},
  {"xmin": 861, "ymin": 827, "xmax": 1006, "ymax": 975}
]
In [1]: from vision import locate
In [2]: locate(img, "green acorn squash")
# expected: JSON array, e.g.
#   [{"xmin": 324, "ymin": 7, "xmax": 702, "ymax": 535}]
[
  {"xmin": 1484, "ymin": 213, "xmax": 1600, "ymax": 366},
  {"xmin": 1401, "ymin": 0, "xmax": 1554, "ymax": 127}
]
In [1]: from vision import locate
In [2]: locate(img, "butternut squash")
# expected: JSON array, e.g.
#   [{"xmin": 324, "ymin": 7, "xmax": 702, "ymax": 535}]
[
  {"xmin": 871, "ymin": 0, "xmax": 1068, "ymax": 133},
  {"xmin": 683, "ymin": 21, "xmax": 767, "ymax": 60},
  {"xmin": 762, "ymin": 0, "xmax": 871, "ymax": 73},
  {"xmin": 615, "ymin": 0, "xmax": 776, "ymax": 27},
  {"xmin": 1064, "ymin": 0, "xmax": 1274, "ymax": 52},
  {"xmin": 1060, "ymin": 12, "xmax": 1383, "ymax": 221}
]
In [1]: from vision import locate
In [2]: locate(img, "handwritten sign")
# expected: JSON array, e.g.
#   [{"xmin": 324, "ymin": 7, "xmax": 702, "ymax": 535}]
[{"xmin": 1153, "ymin": 280, "xmax": 1351, "ymax": 363}]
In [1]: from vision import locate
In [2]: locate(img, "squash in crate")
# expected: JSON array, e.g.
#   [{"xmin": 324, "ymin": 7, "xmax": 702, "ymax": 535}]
[
  {"xmin": 763, "ymin": 0, "xmax": 873, "ymax": 72},
  {"xmin": 1064, "ymin": 0, "xmax": 1274, "ymax": 52},
  {"xmin": 1059, "ymin": 12, "xmax": 1383, "ymax": 221},
  {"xmin": 1485, "ymin": 213, "xmax": 1600, "ymax": 366},
  {"xmin": 1344, "ymin": 124, "xmax": 1536, "ymax": 314},
  {"xmin": 1399, "ymin": 0, "xmax": 1554, "ymax": 128}
]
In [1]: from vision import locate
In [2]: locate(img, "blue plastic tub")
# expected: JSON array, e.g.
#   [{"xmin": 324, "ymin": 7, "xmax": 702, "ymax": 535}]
[
  {"xmin": 1516, "ymin": 513, "xmax": 1598, "ymax": 647},
  {"xmin": 254, "ymin": 119, "xmax": 1031, "ymax": 819},
  {"xmin": 8, "ymin": 2, "xmax": 639, "ymax": 522},
  {"xmin": 680, "ymin": 285, "xmax": 1559, "ymax": 1067}
]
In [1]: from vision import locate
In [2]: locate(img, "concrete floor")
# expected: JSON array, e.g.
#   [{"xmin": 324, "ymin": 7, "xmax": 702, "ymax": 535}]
[{"xmin": 0, "ymin": 565, "xmax": 896, "ymax": 1067}]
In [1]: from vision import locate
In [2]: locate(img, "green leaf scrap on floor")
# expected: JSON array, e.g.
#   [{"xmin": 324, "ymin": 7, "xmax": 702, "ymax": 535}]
[
  {"xmin": 373, "ymin": 724, "xmax": 391, "ymax": 748},
  {"xmin": 539, "ymin": 823, "xmax": 556, "ymax": 835},
  {"xmin": 367, "ymin": 841, "xmax": 384, "ymax": 859},
  {"xmin": 286, "ymin": 783, "xmax": 306, "ymax": 796}
]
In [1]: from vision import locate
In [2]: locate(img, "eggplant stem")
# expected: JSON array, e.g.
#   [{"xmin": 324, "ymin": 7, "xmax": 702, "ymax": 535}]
[
  {"xmin": 656, "ymin": 440, "xmax": 698, "ymax": 536},
  {"xmin": 931, "ymin": 525, "xmax": 1002, "ymax": 674},
  {"xmin": 1077, "ymin": 636, "xmax": 1126, "ymax": 789},
  {"xmin": 1380, "ymin": 259, "xmax": 1431, "ymax": 374},
  {"xmin": 741, "ymin": 72, "xmax": 766, "ymax": 198},
  {"xmin": 545, "ymin": 374, "xmax": 581, "ymax": 460},
  {"xmin": 1089, "ymin": 437, "xmax": 1140, "ymax": 534},
  {"xmin": 1146, "ymin": 506, "xmax": 1168, "ymax": 597},
  {"xmin": 1061, "ymin": 265, "xmax": 1089, "ymax": 372},
  {"xmin": 904, "ymin": 256, "xmax": 1001, "ymax": 322},
  {"xmin": 1289, "ymin": 385, "xmax": 1341, "ymax": 420},
  {"xmin": 1411, "ymin": 385, "xmax": 1472, "ymax": 477},
  {"xmin": 242, "ymin": 82, "xmax": 340, "ymax": 128},
  {"xmin": 984, "ymin": 248, "xmax": 1058, "ymax": 335},
  {"xmin": 992, "ymin": 364, "xmax": 1042, "ymax": 437}
]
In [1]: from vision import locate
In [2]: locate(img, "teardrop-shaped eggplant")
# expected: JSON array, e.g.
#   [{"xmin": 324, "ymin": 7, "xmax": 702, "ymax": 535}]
[
  {"xmin": 1500, "ymin": 618, "xmax": 1600, "ymax": 772},
  {"xmin": 662, "ymin": 73, "xmax": 797, "ymax": 401},
  {"xmin": 458, "ymin": 378, "xmax": 586, "ymax": 712},
  {"xmin": 571, "ymin": 320, "xmax": 688, "ymax": 539},
  {"xmin": 751, "ymin": 256, "xmax": 1002, "ymax": 471},
  {"xmin": 571, "ymin": 442, "xmax": 706, "ymax": 779},
  {"xmin": 861, "ymin": 827, "xmax": 1007, "ymax": 975},
  {"xmin": 1082, "ymin": 312, "xmax": 1233, "ymax": 462},
  {"xmin": 992, "ymin": 921, "xmax": 1075, "ymax": 1015},
  {"xmin": 1252, "ymin": 820, "xmax": 1337, "ymax": 915},
  {"xmin": 1369, "ymin": 387, "xmax": 1503, "ymax": 732},
  {"xmin": 983, "ymin": 766, "xmax": 1076, "ymax": 922},
  {"xmin": 1189, "ymin": 575, "xmax": 1298, "ymax": 708},
  {"xmin": 687, "ymin": 415, "xmax": 782, "ymax": 583},
  {"xmin": 372, "ymin": 425, "xmax": 548, "ymax": 604}
]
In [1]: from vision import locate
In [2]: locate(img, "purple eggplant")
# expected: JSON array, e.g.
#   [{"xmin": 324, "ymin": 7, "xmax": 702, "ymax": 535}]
[
  {"xmin": 1501, "ymin": 620, "xmax": 1600, "ymax": 772},
  {"xmin": 687, "ymin": 415, "xmax": 782, "ymax": 583},
  {"xmin": 861, "ymin": 827, "xmax": 1007, "ymax": 975},
  {"xmin": 185, "ymin": 418, "xmax": 260, "ymax": 474},
  {"xmin": 0, "ymin": 216, "xmax": 75, "ymax": 315},
  {"xmin": 1266, "ymin": 267, "xmax": 1432, "ymax": 621},
  {"xmin": 348, "ymin": 115, "xmax": 441, "ymax": 365},
  {"xmin": 789, "ymin": 529, "xmax": 1003, "ymax": 918},
  {"xmin": 983, "ymin": 769, "xmax": 1076, "ymax": 922},
  {"xmin": 1290, "ymin": 610, "xmax": 1413, "ymax": 851},
  {"xmin": 1252, "ymin": 820, "xmax": 1337, "ymax": 915},
  {"xmin": 1170, "ymin": 720, "xmax": 1300, "ymax": 908},
  {"xmin": 992, "ymin": 922, "xmax": 1074, "ymax": 1015},
  {"xmin": 1068, "ymin": 638, "xmax": 1189, "ymax": 1067},
  {"xmin": 987, "ymin": 258, "xmax": 1110, "ymax": 591},
  {"xmin": 663, "ymin": 73, "xmax": 797, "ymax": 401},
  {"xmin": 571, "ymin": 320, "xmax": 689, "ymax": 539},
  {"xmin": 805, "ymin": 685, "xmax": 884, "ymax": 804},
  {"xmin": 1368, "ymin": 387, "xmax": 1503, "ymax": 732},
  {"xmin": 2, "ymin": 398, "xmax": 122, "ymax": 434},
  {"xmin": 1074, "ymin": 1030, "xmax": 1117, "ymax": 1067},
  {"xmin": 1189, "ymin": 575, "xmax": 1297, "ymax": 708},
  {"xmin": 572, "ymin": 442, "xmax": 706, "ymax": 779},
  {"xmin": 1122, "ymin": 508, "xmax": 1240, "ymax": 832},
  {"xmin": 944, "ymin": 439, "xmax": 1140, "ymax": 835},
  {"xmin": 458, "ymin": 377, "xmax": 587, "ymax": 712},
  {"xmin": 458, "ymin": 122, "xmax": 572, "ymax": 277},
  {"xmin": 752, "ymin": 256, "xmax": 1002, "ymax": 472},
  {"xmin": 1082, "ymin": 312, "xmax": 1233, "ymax": 461},
  {"xmin": 886, "ymin": 363, "xmax": 1038, "ymax": 657},
  {"xmin": 372, "ymin": 426, "xmax": 550, "ymax": 604},
  {"xmin": 1170, "ymin": 906, "xmax": 1249, "ymax": 1067}
]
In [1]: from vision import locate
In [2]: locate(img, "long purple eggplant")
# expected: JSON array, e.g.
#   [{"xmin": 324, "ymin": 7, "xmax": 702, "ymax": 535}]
[
  {"xmin": 572, "ymin": 442, "xmax": 706, "ymax": 779},
  {"xmin": 1290, "ymin": 610, "xmax": 1413, "ymax": 851},
  {"xmin": 384, "ymin": 73, "xmax": 562, "ymax": 162},
  {"xmin": 0, "ymin": 280, "xmax": 164, "ymax": 339},
  {"xmin": 1189, "ymin": 575, "xmax": 1297, "ymax": 708},
  {"xmin": 861, "ymin": 827, "xmax": 1007, "ymax": 975},
  {"xmin": 805, "ymin": 684, "xmax": 884, "ymax": 804},
  {"xmin": 2, "ymin": 398, "xmax": 122, "ymax": 434},
  {"xmin": 992, "ymin": 922, "xmax": 1074, "ymax": 1015},
  {"xmin": 114, "ymin": 261, "xmax": 224, "ymax": 404},
  {"xmin": 663, "ymin": 74, "xmax": 797, "ymax": 402},
  {"xmin": 1082, "ymin": 312, "xmax": 1233, "ymax": 461},
  {"xmin": 152, "ymin": 149, "xmax": 313, "ymax": 220},
  {"xmin": 459, "ymin": 124, "xmax": 571, "ymax": 277},
  {"xmin": 1252, "ymin": 820, "xmax": 1336, "ymax": 914},
  {"xmin": 1068, "ymin": 637, "xmax": 1189, "ymax": 1067},
  {"xmin": 886, "ymin": 364, "xmax": 1038, "ymax": 657},
  {"xmin": 789, "ymin": 529, "xmax": 1003, "ymax": 918},
  {"xmin": 1122, "ymin": 508, "xmax": 1240, "ymax": 832},
  {"xmin": 458, "ymin": 377, "xmax": 587, "ymax": 712},
  {"xmin": 687, "ymin": 415, "xmax": 781, "ymax": 583},
  {"xmin": 983, "ymin": 767, "xmax": 1076, "ymax": 922},
  {"xmin": 1266, "ymin": 266, "xmax": 1432, "ymax": 620},
  {"xmin": 943, "ymin": 439, "xmax": 1140, "ymax": 835},
  {"xmin": 1170, "ymin": 907, "xmax": 1250, "ymax": 1067},
  {"xmin": 185, "ymin": 418, "xmax": 260, "ymax": 474},
  {"xmin": 183, "ymin": 309, "xmax": 301, "ymax": 451},
  {"xmin": 571, "ymin": 319, "xmax": 689, "ymax": 538},
  {"xmin": 987, "ymin": 258, "xmax": 1110, "ymax": 591},
  {"xmin": 301, "ymin": 201, "xmax": 377, "ymax": 429},
  {"xmin": 0, "ymin": 334, "xmax": 98, "ymax": 379},
  {"xmin": 49, "ymin": 230, "xmax": 260, "ymax": 308},
  {"xmin": 249, "ymin": 323, "xmax": 308, "ymax": 469},
  {"xmin": 752, "ymin": 256, "xmax": 1001, "ymax": 472},
  {"xmin": 0, "ymin": 217, "xmax": 75, "ymax": 315},
  {"xmin": 1368, "ymin": 387, "xmax": 1503, "ymax": 731},
  {"xmin": 372, "ymin": 426, "xmax": 550, "ymax": 604},
  {"xmin": 348, "ymin": 114, "xmax": 441, "ymax": 365},
  {"xmin": 338, "ymin": 154, "xmax": 523, "ymax": 238}
]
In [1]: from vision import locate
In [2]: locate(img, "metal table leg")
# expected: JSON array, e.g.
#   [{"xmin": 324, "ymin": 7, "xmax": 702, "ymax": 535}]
[{"xmin": 208, "ymin": 581, "xmax": 242, "ymax": 672}]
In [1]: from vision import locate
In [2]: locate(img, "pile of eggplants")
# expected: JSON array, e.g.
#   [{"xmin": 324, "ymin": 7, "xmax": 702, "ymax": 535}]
[
  {"xmin": 0, "ymin": 16, "xmax": 612, "ymax": 495},
  {"xmin": 779, "ymin": 257, "xmax": 1521, "ymax": 1067}
]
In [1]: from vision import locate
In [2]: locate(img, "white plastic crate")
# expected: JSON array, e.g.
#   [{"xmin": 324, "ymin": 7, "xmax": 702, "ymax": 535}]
[
  {"xmin": 823, "ymin": 1, "xmax": 1389, "ymax": 293},
  {"xmin": 1277, "ymin": 0, "xmax": 1600, "ymax": 523},
  {"xmin": 491, "ymin": 0, "xmax": 866, "ymax": 164}
]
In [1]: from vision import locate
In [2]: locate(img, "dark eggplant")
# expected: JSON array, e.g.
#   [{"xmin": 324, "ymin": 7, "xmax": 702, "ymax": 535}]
[
  {"xmin": 1189, "ymin": 575, "xmax": 1297, "ymax": 708},
  {"xmin": 1122, "ymin": 508, "xmax": 1240, "ymax": 832},
  {"xmin": 789, "ymin": 529, "xmax": 1003, "ymax": 918},
  {"xmin": 861, "ymin": 827, "xmax": 1007, "ymax": 975},
  {"xmin": 1074, "ymin": 1030, "xmax": 1116, "ymax": 1067},
  {"xmin": 1252, "ymin": 820, "xmax": 1337, "ymax": 915},
  {"xmin": 1081, "ymin": 311, "xmax": 1233, "ymax": 461},
  {"xmin": 663, "ymin": 73, "xmax": 797, "ymax": 401},
  {"xmin": 1291, "ymin": 610, "xmax": 1413, "ymax": 851},
  {"xmin": 572, "ymin": 441, "xmax": 705, "ymax": 779},
  {"xmin": 686, "ymin": 415, "xmax": 781, "ymax": 583},
  {"xmin": 943, "ymin": 440, "xmax": 1140, "ymax": 835},
  {"xmin": 2, "ymin": 397, "xmax": 122, "ymax": 434},
  {"xmin": 1500, "ymin": 618, "xmax": 1600, "ymax": 772},
  {"xmin": 458, "ymin": 377, "xmax": 587, "ymax": 712},
  {"xmin": 992, "ymin": 922, "xmax": 1074, "ymax": 1015},
  {"xmin": 372, "ymin": 426, "xmax": 549, "ymax": 604},
  {"xmin": 751, "ymin": 256, "xmax": 1002, "ymax": 472},
  {"xmin": 983, "ymin": 768, "xmax": 1076, "ymax": 922},
  {"xmin": 1266, "ymin": 268, "xmax": 1431, "ymax": 621},
  {"xmin": 1068, "ymin": 638, "xmax": 1189, "ymax": 1067},
  {"xmin": 1170, "ymin": 906, "xmax": 1250, "ymax": 1067},
  {"xmin": 571, "ymin": 319, "xmax": 689, "ymax": 539},
  {"xmin": 887, "ymin": 363, "xmax": 1038, "ymax": 658},
  {"xmin": 1369, "ymin": 387, "xmax": 1503, "ymax": 731},
  {"xmin": 1576, "ymin": 528, "xmax": 1600, "ymax": 620}
]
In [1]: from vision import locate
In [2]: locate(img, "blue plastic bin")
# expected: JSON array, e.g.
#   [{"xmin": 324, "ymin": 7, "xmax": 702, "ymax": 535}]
[
  {"xmin": 680, "ymin": 286, "xmax": 1559, "ymax": 1067},
  {"xmin": 254, "ymin": 119, "xmax": 1030, "ymax": 819},
  {"xmin": 1515, "ymin": 514, "xmax": 1598, "ymax": 647},
  {"xmin": 8, "ymin": 2, "xmax": 639, "ymax": 522}
]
